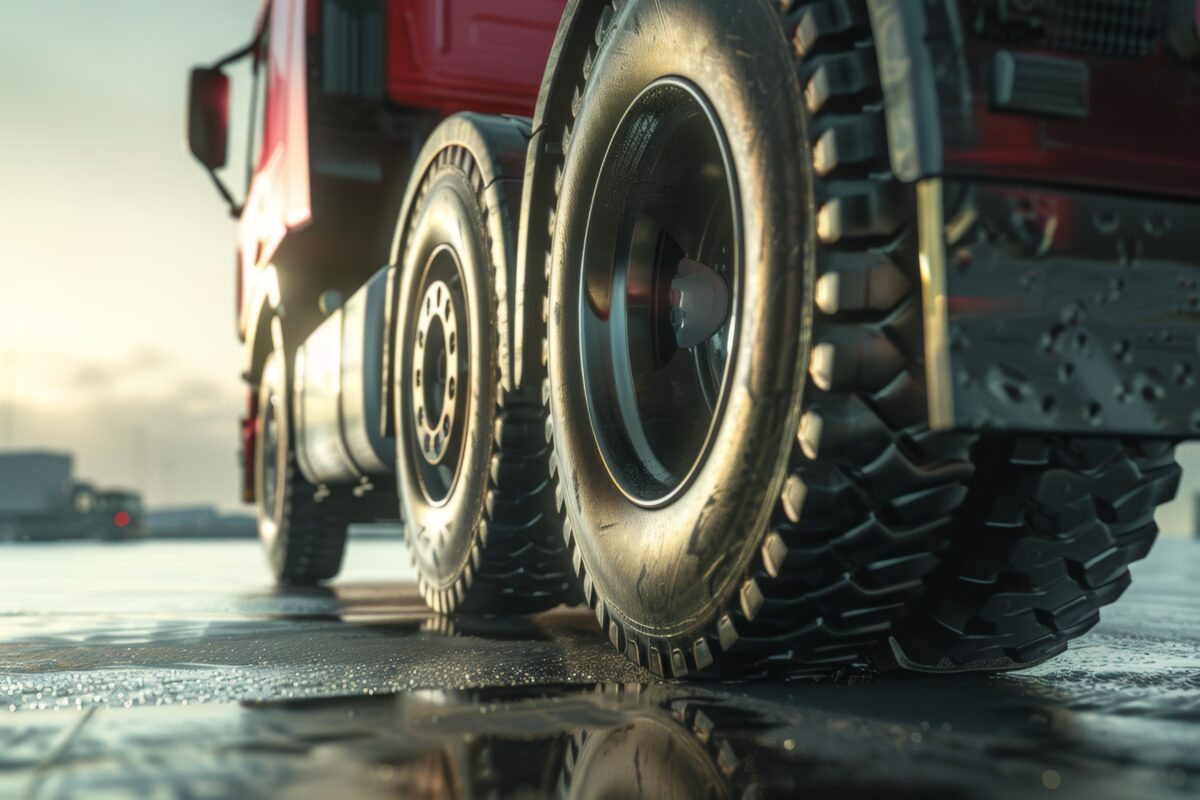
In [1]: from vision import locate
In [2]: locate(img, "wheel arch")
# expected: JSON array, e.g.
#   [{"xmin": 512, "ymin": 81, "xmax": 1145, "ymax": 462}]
[{"xmin": 242, "ymin": 264, "xmax": 284, "ymax": 388}]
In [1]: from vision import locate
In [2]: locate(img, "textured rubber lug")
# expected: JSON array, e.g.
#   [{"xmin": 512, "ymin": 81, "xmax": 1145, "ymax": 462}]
[
  {"xmin": 537, "ymin": 0, "xmax": 977, "ymax": 678},
  {"xmin": 393, "ymin": 117, "xmax": 576, "ymax": 616},
  {"xmin": 454, "ymin": 385, "xmax": 577, "ymax": 615},
  {"xmin": 269, "ymin": 461, "xmax": 350, "ymax": 585},
  {"xmin": 883, "ymin": 437, "xmax": 1181, "ymax": 673}
]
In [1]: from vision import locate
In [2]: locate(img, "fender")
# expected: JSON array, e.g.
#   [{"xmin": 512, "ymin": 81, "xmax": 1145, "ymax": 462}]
[{"xmin": 241, "ymin": 264, "xmax": 284, "ymax": 386}]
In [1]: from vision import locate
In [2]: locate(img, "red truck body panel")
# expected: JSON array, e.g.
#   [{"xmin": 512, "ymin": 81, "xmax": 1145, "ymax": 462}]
[
  {"xmin": 238, "ymin": 0, "xmax": 564, "ymax": 338},
  {"xmin": 385, "ymin": 0, "xmax": 565, "ymax": 116},
  {"xmin": 943, "ymin": 33, "xmax": 1200, "ymax": 201},
  {"xmin": 239, "ymin": 0, "xmax": 311, "ymax": 337}
]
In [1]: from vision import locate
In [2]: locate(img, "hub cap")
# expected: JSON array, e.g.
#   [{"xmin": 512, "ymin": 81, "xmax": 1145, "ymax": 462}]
[
  {"xmin": 408, "ymin": 248, "xmax": 469, "ymax": 504},
  {"xmin": 578, "ymin": 78, "xmax": 740, "ymax": 507}
]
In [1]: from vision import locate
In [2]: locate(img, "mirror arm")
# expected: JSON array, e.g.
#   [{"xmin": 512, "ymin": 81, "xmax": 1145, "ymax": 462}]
[
  {"xmin": 202, "ymin": 34, "xmax": 260, "ymax": 220},
  {"xmin": 207, "ymin": 169, "xmax": 243, "ymax": 219},
  {"xmin": 211, "ymin": 37, "xmax": 259, "ymax": 71}
]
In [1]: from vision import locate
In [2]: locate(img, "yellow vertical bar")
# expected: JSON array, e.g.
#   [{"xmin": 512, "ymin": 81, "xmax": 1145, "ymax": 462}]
[{"xmin": 916, "ymin": 178, "xmax": 955, "ymax": 431}]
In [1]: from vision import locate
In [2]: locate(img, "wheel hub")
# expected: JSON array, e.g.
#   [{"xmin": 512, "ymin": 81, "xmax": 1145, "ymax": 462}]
[
  {"xmin": 668, "ymin": 257, "xmax": 730, "ymax": 350},
  {"xmin": 412, "ymin": 279, "xmax": 461, "ymax": 465}
]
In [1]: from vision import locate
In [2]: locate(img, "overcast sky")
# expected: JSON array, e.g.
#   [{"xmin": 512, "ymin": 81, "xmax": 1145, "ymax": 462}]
[
  {"xmin": 0, "ymin": 1, "xmax": 1197, "ymax": 533},
  {"xmin": 0, "ymin": 0, "xmax": 259, "ymax": 511}
]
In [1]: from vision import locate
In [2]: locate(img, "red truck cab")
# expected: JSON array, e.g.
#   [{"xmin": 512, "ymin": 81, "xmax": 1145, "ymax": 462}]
[{"xmin": 191, "ymin": 0, "xmax": 563, "ymax": 346}]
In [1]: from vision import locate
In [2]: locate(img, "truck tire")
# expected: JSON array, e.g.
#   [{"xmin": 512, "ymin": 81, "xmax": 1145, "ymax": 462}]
[
  {"xmin": 541, "ymin": 0, "xmax": 975, "ymax": 676},
  {"xmin": 255, "ymin": 350, "xmax": 350, "ymax": 585},
  {"xmin": 884, "ymin": 437, "xmax": 1182, "ymax": 672},
  {"xmin": 393, "ymin": 113, "xmax": 574, "ymax": 615}
]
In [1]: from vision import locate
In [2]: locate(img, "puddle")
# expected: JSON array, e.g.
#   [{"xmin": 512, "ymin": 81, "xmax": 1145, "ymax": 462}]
[{"xmin": 2, "ymin": 680, "xmax": 1196, "ymax": 799}]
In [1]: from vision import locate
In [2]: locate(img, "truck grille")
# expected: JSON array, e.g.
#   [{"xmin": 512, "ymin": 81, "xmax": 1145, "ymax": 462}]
[
  {"xmin": 972, "ymin": 0, "xmax": 1165, "ymax": 59},
  {"xmin": 1047, "ymin": 0, "xmax": 1163, "ymax": 57}
]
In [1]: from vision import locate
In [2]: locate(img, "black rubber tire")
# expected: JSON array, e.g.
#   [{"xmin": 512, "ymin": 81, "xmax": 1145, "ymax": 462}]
[
  {"xmin": 540, "ymin": 0, "xmax": 976, "ymax": 678},
  {"xmin": 393, "ymin": 113, "xmax": 574, "ymax": 615},
  {"xmin": 255, "ymin": 350, "xmax": 350, "ymax": 585},
  {"xmin": 883, "ymin": 437, "xmax": 1182, "ymax": 673}
]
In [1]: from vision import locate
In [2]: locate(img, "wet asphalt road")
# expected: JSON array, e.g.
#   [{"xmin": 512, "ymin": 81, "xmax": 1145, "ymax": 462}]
[{"xmin": 1, "ymin": 534, "xmax": 1198, "ymax": 799}]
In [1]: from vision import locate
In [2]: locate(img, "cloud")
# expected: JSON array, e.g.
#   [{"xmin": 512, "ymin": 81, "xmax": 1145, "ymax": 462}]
[
  {"xmin": 5, "ymin": 347, "xmax": 245, "ymax": 512},
  {"xmin": 65, "ymin": 348, "xmax": 173, "ymax": 393}
]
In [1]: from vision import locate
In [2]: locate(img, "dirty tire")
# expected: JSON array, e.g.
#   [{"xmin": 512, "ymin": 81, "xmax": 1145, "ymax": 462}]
[
  {"xmin": 539, "ymin": 0, "xmax": 976, "ymax": 678},
  {"xmin": 393, "ymin": 113, "xmax": 574, "ymax": 615},
  {"xmin": 885, "ymin": 437, "xmax": 1181, "ymax": 672},
  {"xmin": 255, "ymin": 350, "xmax": 350, "ymax": 585}
]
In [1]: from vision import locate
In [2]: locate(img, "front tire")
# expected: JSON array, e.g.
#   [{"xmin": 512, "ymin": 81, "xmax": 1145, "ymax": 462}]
[{"xmin": 255, "ymin": 350, "xmax": 350, "ymax": 585}]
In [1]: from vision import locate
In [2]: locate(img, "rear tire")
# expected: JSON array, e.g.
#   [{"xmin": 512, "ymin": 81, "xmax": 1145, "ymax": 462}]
[
  {"xmin": 885, "ymin": 437, "xmax": 1181, "ymax": 672},
  {"xmin": 255, "ymin": 350, "xmax": 350, "ymax": 585},
  {"xmin": 393, "ymin": 114, "xmax": 574, "ymax": 615}
]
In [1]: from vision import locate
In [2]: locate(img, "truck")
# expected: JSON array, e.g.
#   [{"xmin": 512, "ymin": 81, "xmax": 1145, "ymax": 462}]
[
  {"xmin": 0, "ymin": 452, "xmax": 145, "ymax": 541},
  {"xmin": 188, "ymin": 0, "xmax": 1200, "ymax": 677}
]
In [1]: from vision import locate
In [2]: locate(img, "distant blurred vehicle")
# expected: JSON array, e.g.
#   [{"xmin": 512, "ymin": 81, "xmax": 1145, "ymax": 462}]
[{"xmin": 0, "ymin": 451, "xmax": 144, "ymax": 541}]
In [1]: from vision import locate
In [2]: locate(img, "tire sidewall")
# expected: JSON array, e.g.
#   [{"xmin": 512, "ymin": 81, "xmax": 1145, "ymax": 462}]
[
  {"xmin": 395, "ymin": 162, "xmax": 499, "ymax": 592},
  {"xmin": 255, "ymin": 350, "xmax": 290, "ymax": 577},
  {"xmin": 547, "ymin": 0, "xmax": 814, "ymax": 637}
]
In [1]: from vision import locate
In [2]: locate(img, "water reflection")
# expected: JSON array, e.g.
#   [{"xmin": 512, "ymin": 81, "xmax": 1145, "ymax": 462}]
[{"xmin": 188, "ymin": 674, "xmax": 1185, "ymax": 799}]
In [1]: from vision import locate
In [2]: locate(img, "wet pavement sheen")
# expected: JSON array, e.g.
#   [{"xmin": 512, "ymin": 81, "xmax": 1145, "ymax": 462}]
[{"xmin": 1, "ymin": 536, "xmax": 1198, "ymax": 798}]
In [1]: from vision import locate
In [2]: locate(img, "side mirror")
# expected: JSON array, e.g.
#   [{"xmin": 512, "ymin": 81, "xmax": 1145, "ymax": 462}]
[{"xmin": 187, "ymin": 68, "xmax": 230, "ymax": 171}]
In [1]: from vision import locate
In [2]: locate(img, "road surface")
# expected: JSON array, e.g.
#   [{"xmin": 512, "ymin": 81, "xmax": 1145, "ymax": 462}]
[{"xmin": 1, "ymin": 534, "xmax": 1198, "ymax": 798}]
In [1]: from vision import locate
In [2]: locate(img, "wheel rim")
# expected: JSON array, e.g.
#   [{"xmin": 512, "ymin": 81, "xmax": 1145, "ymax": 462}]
[
  {"xmin": 578, "ymin": 78, "xmax": 741, "ymax": 507},
  {"xmin": 407, "ymin": 245, "xmax": 470, "ymax": 505}
]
